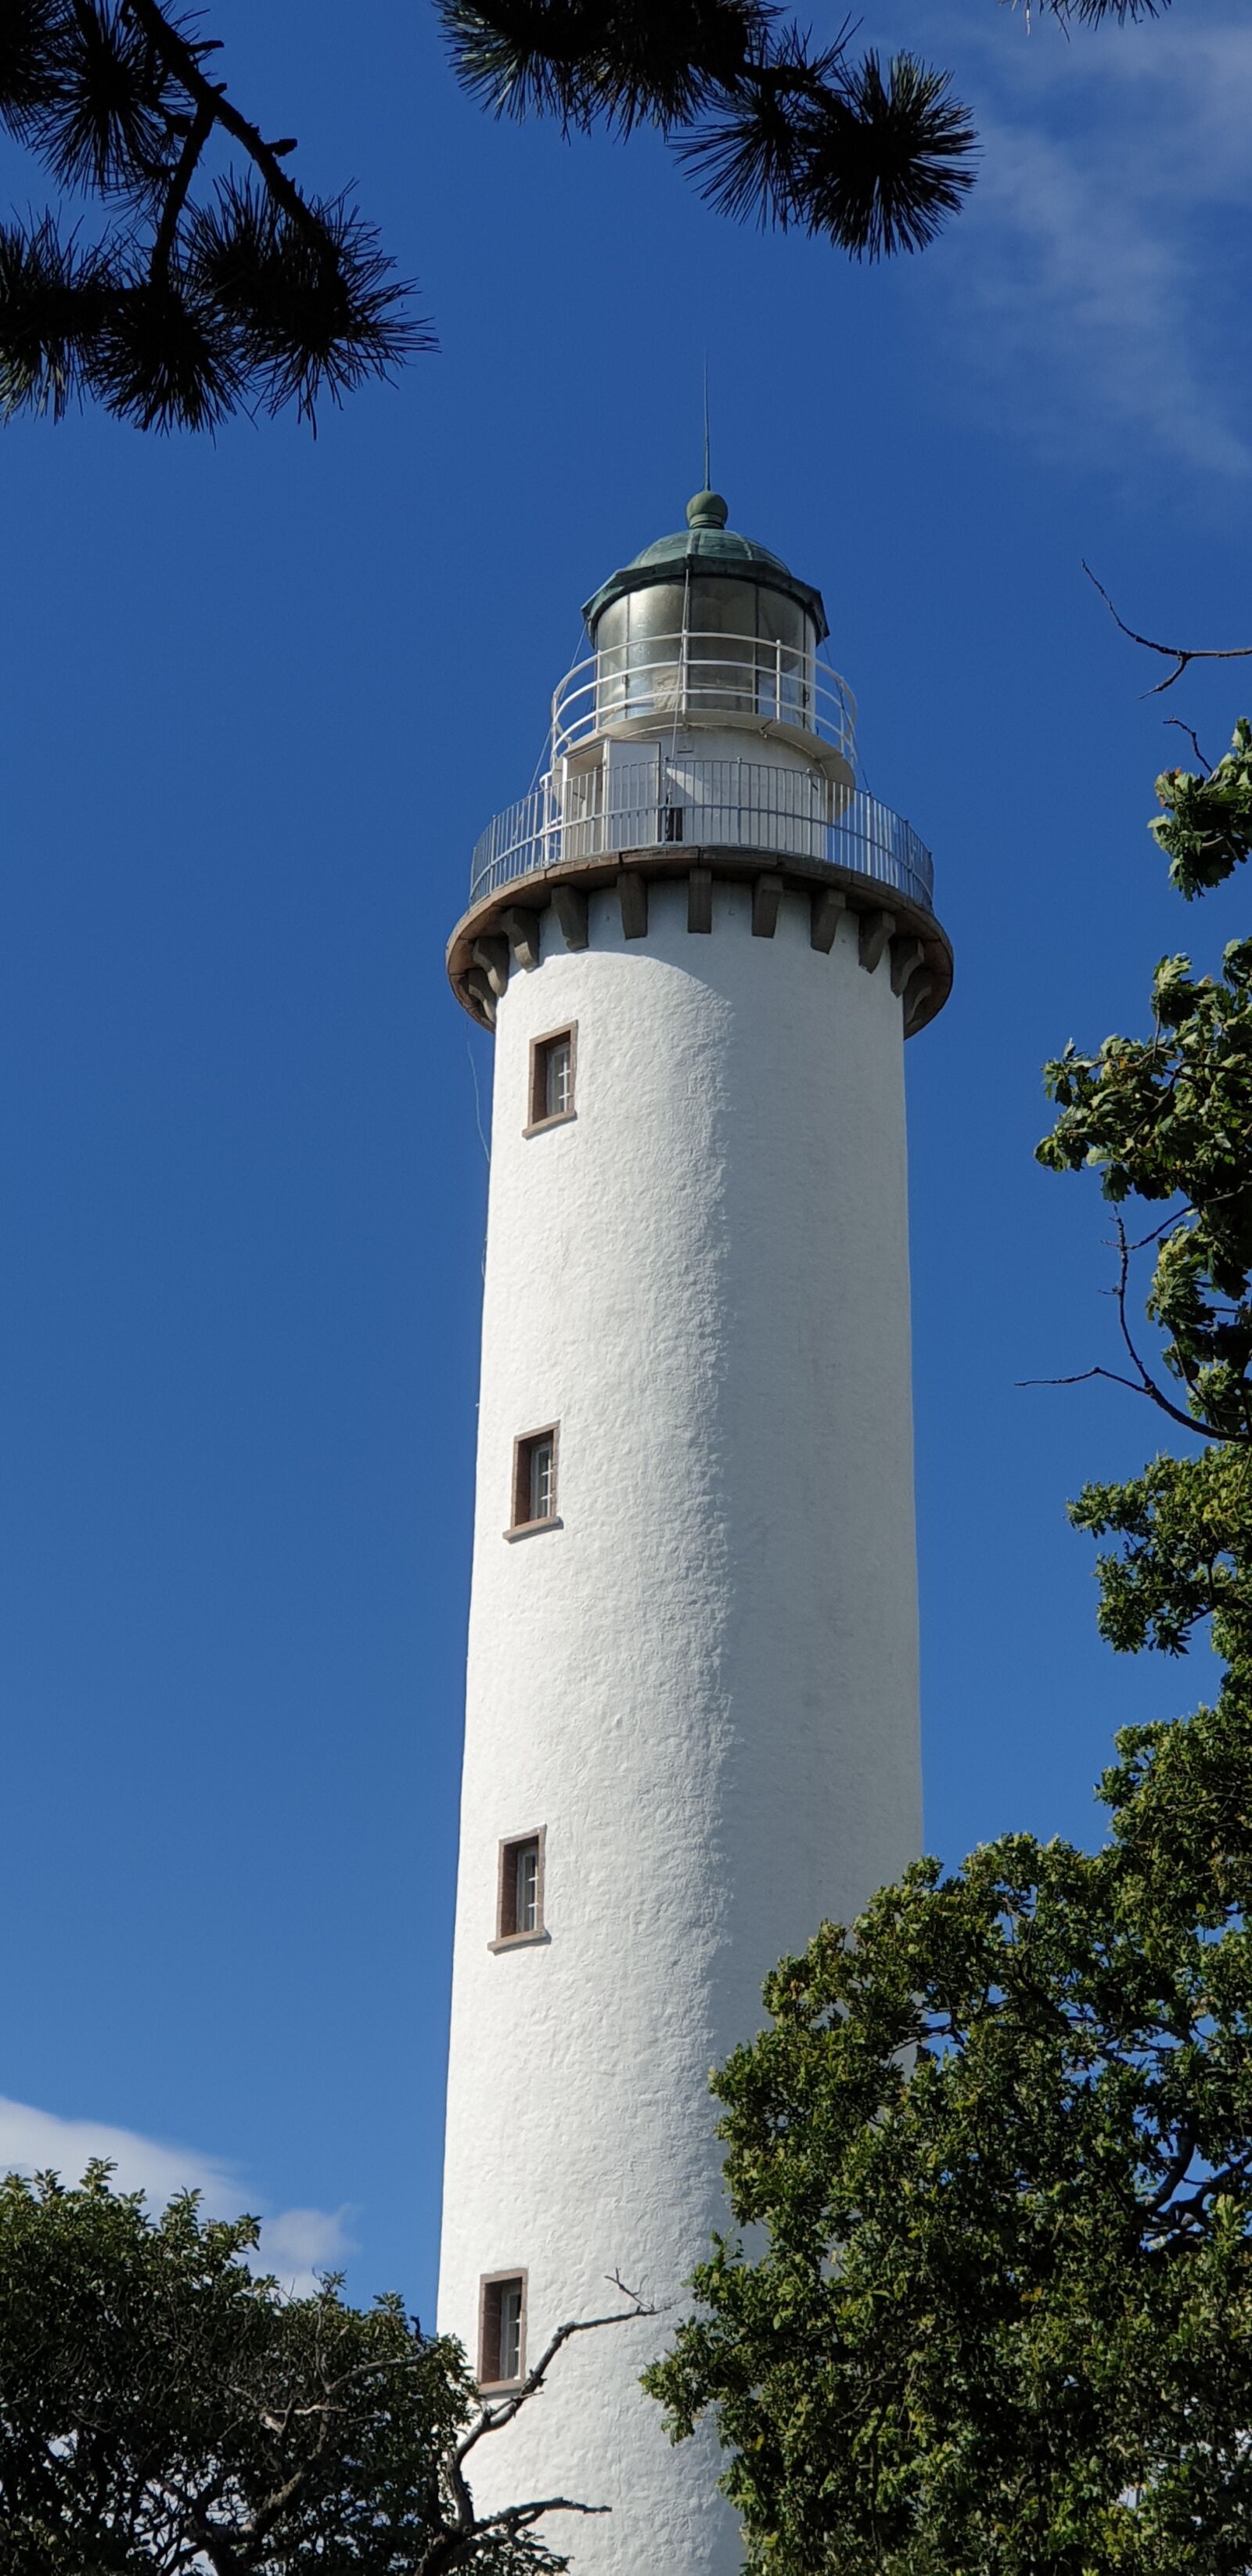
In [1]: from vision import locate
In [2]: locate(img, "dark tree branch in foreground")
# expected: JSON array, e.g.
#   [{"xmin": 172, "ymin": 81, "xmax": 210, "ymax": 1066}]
[
  {"xmin": 0, "ymin": 0, "xmax": 975, "ymax": 432},
  {"xmin": 0, "ymin": 2167, "xmax": 656, "ymax": 2573},
  {"xmin": 1083, "ymin": 561, "xmax": 1252, "ymax": 697},
  {"xmin": 438, "ymin": 0, "xmax": 977, "ymax": 260},
  {"xmin": 432, "ymin": 2274, "xmax": 659, "ymax": 2573},
  {"xmin": 0, "ymin": 0, "xmax": 1193, "ymax": 431},
  {"xmin": 435, "ymin": 2277, "xmax": 659, "ymax": 2555},
  {"xmin": 0, "ymin": 0, "xmax": 428, "ymax": 429},
  {"xmin": 1164, "ymin": 719, "xmax": 1214, "ymax": 771},
  {"xmin": 459, "ymin": 2272, "xmax": 657, "ymax": 2464},
  {"xmin": 1018, "ymin": 1217, "xmax": 1250, "ymax": 1448},
  {"xmin": 0, "ymin": 0, "xmax": 978, "ymax": 436}
]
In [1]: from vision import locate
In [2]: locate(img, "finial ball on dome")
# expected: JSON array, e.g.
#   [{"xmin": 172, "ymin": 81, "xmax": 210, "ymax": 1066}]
[{"xmin": 686, "ymin": 488, "xmax": 729, "ymax": 529}]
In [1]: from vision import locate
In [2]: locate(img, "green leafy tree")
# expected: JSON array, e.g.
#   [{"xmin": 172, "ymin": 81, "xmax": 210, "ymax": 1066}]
[
  {"xmin": 0, "ymin": 0, "xmax": 1166, "ymax": 430},
  {"xmin": 643, "ymin": 720, "xmax": 1252, "ymax": 2576},
  {"xmin": 0, "ymin": 2162, "xmax": 646, "ymax": 2573}
]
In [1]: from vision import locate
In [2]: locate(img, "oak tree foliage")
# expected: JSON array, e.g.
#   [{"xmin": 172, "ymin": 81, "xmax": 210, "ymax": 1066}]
[
  {"xmin": 644, "ymin": 719, "xmax": 1252, "ymax": 2576},
  {"xmin": 0, "ymin": 2165, "xmax": 618, "ymax": 2574},
  {"xmin": 0, "ymin": 0, "xmax": 1167, "ymax": 430}
]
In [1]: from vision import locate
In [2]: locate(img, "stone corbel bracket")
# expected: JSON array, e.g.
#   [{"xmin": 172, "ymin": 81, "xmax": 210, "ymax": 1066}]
[{"xmin": 448, "ymin": 844, "xmax": 952, "ymax": 1035}]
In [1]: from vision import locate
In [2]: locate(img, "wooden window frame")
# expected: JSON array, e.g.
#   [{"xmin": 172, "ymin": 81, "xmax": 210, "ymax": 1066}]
[
  {"xmin": 524, "ymin": 1022, "xmax": 577, "ymax": 1137},
  {"xmin": 478, "ymin": 2268, "xmax": 528, "ymax": 2391},
  {"xmin": 491, "ymin": 1826, "xmax": 548, "ymax": 1951},
  {"xmin": 505, "ymin": 1425, "xmax": 560, "ymax": 1540}
]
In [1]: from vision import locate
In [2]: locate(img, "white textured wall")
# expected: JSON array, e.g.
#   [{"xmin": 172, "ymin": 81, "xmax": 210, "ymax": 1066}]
[{"xmin": 438, "ymin": 874, "xmax": 921, "ymax": 2576}]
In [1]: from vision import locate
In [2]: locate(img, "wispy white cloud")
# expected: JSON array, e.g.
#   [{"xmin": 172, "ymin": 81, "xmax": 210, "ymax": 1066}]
[
  {"xmin": 0, "ymin": 2095, "xmax": 356, "ymax": 2297},
  {"xmin": 904, "ymin": 7, "xmax": 1252, "ymax": 476},
  {"xmin": 263, "ymin": 2203, "xmax": 358, "ymax": 2283},
  {"xmin": 962, "ymin": 120, "xmax": 1250, "ymax": 479}
]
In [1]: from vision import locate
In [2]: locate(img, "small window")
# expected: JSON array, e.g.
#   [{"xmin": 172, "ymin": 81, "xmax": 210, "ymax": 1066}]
[
  {"xmin": 509, "ymin": 1426, "xmax": 559, "ymax": 1534},
  {"xmin": 515, "ymin": 1839, "xmax": 539, "ymax": 1932},
  {"xmin": 480, "ymin": 2271, "xmax": 527, "ymax": 2389},
  {"xmin": 527, "ymin": 1025, "xmax": 577, "ymax": 1133},
  {"xmin": 495, "ymin": 1829, "xmax": 545, "ymax": 1945}
]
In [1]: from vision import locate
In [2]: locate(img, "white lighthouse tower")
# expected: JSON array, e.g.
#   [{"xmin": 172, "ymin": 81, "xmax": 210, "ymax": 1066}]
[{"xmin": 438, "ymin": 484, "xmax": 952, "ymax": 2576}]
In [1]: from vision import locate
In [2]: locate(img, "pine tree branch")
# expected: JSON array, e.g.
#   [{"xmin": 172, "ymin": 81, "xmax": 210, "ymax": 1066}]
[
  {"xmin": 122, "ymin": 0, "xmax": 333, "ymax": 258},
  {"xmin": 150, "ymin": 95, "xmax": 212, "ymax": 281}
]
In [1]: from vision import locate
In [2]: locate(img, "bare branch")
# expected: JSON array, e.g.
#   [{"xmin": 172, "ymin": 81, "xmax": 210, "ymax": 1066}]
[
  {"xmin": 477, "ymin": 2495, "xmax": 610, "ymax": 2531},
  {"xmin": 1111, "ymin": 1212, "xmax": 1176, "ymax": 1412},
  {"xmin": 1083, "ymin": 561, "xmax": 1252, "ymax": 699},
  {"xmin": 1018, "ymin": 1219, "xmax": 1247, "ymax": 1445},
  {"xmin": 430, "ymin": 2276, "xmax": 660, "ymax": 2570},
  {"xmin": 458, "ymin": 2277, "xmax": 657, "ymax": 2466},
  {"xmin": 1163, "ymin": 719, "xmax": 1214, "ymax": 772},
  {"xmin": 1121, "ymin": 1206, "xmax": 1196, "ymax": 1255},
  {"xmin": 1015, "ymin": 1362, "xmax": 1226, "ymax": 1439},
  {"xmin": 423, "ymin": 2497, "xmax": 610, "ymax": 2576}
]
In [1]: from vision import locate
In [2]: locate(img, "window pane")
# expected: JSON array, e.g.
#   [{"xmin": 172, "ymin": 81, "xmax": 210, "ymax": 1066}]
[
  {"xmin": 516, "ymin": 1842, "xmax": 538, "ymax": 1933},
  {"xmin": 500, "ymin": 2282, "xmax": 523, "ymax": 2380},
  {"xmin": 545, "ymin": 1039, "xmax": 571, "ymax": 1119},
  {"xmin": 530, "ymin": 1439, "xmax": 553, "ymax": 1522}
]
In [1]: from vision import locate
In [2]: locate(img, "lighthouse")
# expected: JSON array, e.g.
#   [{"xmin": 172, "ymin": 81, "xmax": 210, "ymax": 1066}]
[{"xmin": 437, "ymin": 485, "xmax": 952, "ymax": 2576}]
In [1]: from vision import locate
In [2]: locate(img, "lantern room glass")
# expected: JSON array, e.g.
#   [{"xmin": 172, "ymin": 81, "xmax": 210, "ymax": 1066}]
[{"xmin": 594, "ymin": 578, "xmax": 816, "ymax": 732}]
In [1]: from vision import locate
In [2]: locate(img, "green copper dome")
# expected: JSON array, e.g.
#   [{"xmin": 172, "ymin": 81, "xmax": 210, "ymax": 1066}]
[{"xmin": 582, "ymin": 490, "xmax": 829, "ymax": 644}]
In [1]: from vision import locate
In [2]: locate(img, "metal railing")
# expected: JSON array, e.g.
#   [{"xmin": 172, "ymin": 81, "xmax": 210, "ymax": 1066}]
[
  {"xmin": 552, "ymin": 633, "xmax": 856, "ymax": 767},
  {"xmin": 468, "ymin": 756, "xmax": 934, "ymax": 916}
]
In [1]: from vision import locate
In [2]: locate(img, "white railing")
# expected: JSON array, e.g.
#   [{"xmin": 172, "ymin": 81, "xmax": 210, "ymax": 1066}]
[
  {"xmin": 468, "ymin": 756, "xmax": 934, "ymax": 916},
  {"xmin": 552, "ymin": 633, "xmax": 856, "ymax": 768}
]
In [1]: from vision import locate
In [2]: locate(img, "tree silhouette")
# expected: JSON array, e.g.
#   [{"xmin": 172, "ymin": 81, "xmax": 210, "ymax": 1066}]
[{"xmin": 0, "ymin": 0, "xmax": 1161, "ymax": 431}]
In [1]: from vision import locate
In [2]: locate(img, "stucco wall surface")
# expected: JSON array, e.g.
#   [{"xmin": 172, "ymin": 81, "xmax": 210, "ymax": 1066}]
[{"xmin": 438, "ymin": 875, "xmax": 922, "ymax": 2576}]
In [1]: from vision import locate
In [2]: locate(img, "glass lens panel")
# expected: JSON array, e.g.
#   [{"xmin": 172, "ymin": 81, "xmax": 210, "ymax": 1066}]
[
  {"xmin": 688, "ymin": 576, "xmax": 761, "ymax": 638},
  {"xmin": 685, "ymin": 578, "xmax": 756, "ymax": 714},
  {"xmin": 626, "ymin": 582, "xmax": 686, "ymax": 642},
  {"xmin": 755, "ymin": 589, "xmax": 809, "ymax": 651},
  {"xmin": 756, "ymin": 591, "xmax": 814, "ymax": 722},
  {"xmin": 595, "ymin": 598, "xmax": 629, "ymax": 655},
  {"xmin": 593, "ymin": 598, "xmax": 630, "ymax": 726}
]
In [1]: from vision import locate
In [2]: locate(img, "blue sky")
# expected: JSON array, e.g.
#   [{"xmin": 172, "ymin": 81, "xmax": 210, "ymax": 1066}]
[{"xmin": 3, "ymin": 0, "xmax": 1252, "ymax": 2315}]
